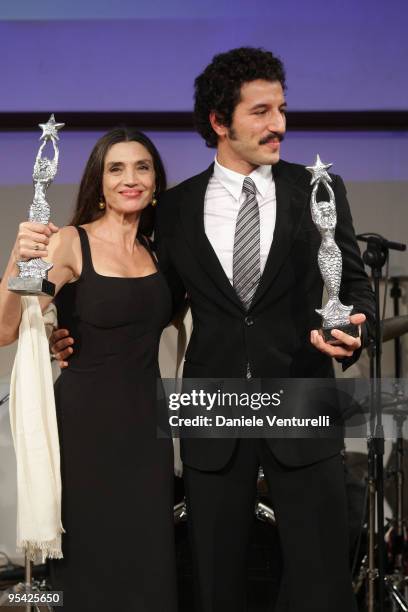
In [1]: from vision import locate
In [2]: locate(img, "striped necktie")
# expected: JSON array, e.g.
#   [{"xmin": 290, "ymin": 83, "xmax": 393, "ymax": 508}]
[{"xmin": 233, "ymin": 176, "xmax": 261, "ymax": 310}]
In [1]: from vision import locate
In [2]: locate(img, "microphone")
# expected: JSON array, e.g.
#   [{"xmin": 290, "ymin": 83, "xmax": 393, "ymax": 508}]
[{"xmin": 356, "ymin": 233, "xmax": 406, "ymax": 252}]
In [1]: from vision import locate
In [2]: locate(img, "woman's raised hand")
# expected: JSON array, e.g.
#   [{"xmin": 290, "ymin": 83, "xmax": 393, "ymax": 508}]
[{"xmin": 13, "ymin": 221, "xmax": 59, "ymax": 262}]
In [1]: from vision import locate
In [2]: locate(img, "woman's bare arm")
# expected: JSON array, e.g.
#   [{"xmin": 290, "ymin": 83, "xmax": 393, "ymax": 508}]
[{"xmin": 0, "ymin": 223, "xmax": 79, "ymax": 346}]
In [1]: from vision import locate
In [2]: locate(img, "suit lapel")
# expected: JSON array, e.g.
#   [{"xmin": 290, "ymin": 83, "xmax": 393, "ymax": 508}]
[
  {"xmin": 180, "ymin": 164, "xmax": 243, "ymax": 309},
  {"xmin": 251, "ymin": 161, "xmax": 309, "ymax": 309}
]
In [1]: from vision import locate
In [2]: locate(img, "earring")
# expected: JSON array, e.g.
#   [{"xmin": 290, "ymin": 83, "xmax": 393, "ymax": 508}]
[
  {"xmin": 151, "ymin": 192, "xmax": 157, "ymax": 207},
  {"xmin": 98, "ymin": 200, "xmax": 105, "ymax": 210}
]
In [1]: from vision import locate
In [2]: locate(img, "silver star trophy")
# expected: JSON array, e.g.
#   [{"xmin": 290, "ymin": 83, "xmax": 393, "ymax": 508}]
[
  {"xmin": 306, "ymin": 155, "xmax": 358, "ymax": 342},
  {"xmin": 8, "ymin": 114, "xmax": 64, "ymax": 296}
]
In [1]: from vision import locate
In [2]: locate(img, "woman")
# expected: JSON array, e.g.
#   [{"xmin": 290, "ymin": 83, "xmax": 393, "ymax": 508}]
[{"xmin": 0, "ymin": 128, "xmax": 177, "ymax": 611}]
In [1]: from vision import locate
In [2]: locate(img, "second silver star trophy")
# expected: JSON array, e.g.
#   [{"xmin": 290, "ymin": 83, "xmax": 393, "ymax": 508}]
[
  {"xmin": 306, "ymin": 155, "xmax": 358, "ymax": 342},
  {"xmin": 8, "ymin": 114, "xmax": 64, "ymax": 297}
]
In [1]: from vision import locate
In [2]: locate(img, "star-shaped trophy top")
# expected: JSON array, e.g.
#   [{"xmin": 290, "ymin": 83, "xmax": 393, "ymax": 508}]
[
  {"xmin": 38, "ymin": 114, "xmax": 65, "ymax": 141},
  {"xmin": 306, "ymin": 154, "xmax": 333, "ymax": 185}
]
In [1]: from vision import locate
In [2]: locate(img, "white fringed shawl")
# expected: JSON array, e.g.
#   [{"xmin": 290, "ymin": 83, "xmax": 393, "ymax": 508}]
[{"xmin": 9, "ymin": 297, "xmax": 63, "ymax": 561}]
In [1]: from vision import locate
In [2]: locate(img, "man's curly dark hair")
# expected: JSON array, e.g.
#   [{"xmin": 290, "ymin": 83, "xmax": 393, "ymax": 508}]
[{"xmin": 194, "ymin": 47, "xmax": 286, "ymax": 148}]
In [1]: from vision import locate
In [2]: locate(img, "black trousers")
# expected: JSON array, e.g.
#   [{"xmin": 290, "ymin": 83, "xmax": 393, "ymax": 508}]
[{"xmin": 183, "ymin": 439, "xmax": 358, "ymax": 612}]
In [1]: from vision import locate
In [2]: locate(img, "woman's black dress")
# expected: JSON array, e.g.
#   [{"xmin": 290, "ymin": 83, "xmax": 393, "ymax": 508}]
[{"xmin": 50, "ymin": 226, "xmax": 177, "ymax": 611}]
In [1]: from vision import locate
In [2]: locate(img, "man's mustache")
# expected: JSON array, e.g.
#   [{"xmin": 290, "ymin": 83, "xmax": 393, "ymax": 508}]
[{"xmin": 259, "ymin": 132, "xmax": 285, "ymax": 145}]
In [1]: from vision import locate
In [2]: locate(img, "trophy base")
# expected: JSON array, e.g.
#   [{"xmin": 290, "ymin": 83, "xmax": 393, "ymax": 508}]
[
  {"xmin": 322, "ymin": 323, "xmax": 359, "ymax": 343},
  {"xmin": 8, "ymin": 277, "xmax": 55, "ymax": 297}
]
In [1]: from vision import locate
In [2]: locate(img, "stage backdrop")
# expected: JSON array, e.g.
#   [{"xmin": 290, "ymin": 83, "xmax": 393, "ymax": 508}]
[{"xmin": 0, "ymin": 0, "xmax": 407, "ymax": 112}]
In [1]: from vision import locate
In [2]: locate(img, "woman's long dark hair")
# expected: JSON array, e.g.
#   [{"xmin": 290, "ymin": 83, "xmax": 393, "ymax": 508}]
[{"xmin": 69, "ymin": 127, "xmax": 167, "ymax": 237}]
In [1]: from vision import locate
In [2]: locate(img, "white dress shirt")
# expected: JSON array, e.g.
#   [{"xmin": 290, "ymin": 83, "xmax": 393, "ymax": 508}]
[{"xmin": 204, "ymin": 156, "xmax": 276, "ymax": 285}]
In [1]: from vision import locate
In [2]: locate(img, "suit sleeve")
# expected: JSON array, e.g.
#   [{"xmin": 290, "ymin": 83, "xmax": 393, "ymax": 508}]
[
  {"xmin": 154, "ymin": 195, "xmax": 187, "ymax": 318},
  {"xmin": 332, "ymin": 175, "xmax": 375, "ymax": 370}
]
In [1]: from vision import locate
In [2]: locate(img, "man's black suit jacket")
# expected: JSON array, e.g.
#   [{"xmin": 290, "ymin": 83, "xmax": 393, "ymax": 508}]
[{"xmin": 156, "ymin": 160, "xmax": 375, "ymax": 470}]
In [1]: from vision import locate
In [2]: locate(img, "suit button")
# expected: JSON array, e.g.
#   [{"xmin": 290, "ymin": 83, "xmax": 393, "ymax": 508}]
[{"xmin": 244, "ymin": 316, "xmax": 254, "ymax": 326}]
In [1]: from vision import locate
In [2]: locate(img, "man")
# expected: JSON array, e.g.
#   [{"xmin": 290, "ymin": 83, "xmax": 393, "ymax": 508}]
[
  {"xmin": 54, "ymin": 48, "xmax": 374, "ymax": 611},
  {"xmin": 156, "ymin": 47, "xmax": 375, "ymax": 612}
]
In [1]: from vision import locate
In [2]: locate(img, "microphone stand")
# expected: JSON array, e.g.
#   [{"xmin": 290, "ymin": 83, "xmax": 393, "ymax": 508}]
[
  {"xmin": 0, "ymin": 392, "xmax": 9, "ymax": 406},
  {"xmin": 390, "ymin": 278, "xmax": 403, "ymax": 379},
  {"xmin": 0, "ymin": 390, "xmax": 52, "ymax": 612},
  {"xmin": 357, "ymin": 233, "xmax": 406, "ymax": 611}
]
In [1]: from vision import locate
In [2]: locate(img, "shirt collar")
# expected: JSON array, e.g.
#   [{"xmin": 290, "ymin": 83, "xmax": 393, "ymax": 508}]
[{"xmin": 213, "ymin": 156, "xmax": 273, "ymax": 200}]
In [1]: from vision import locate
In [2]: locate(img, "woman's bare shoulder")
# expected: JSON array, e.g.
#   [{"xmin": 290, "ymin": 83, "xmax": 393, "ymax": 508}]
[
  {"xmin": 50, "ymin": 225, "xmax": 80, "ymax": 248},
  {"xmin": 48, "ymin": 225, "xmax": 82, "ymax": 276},
  {"xmin": 59, "ymin": 225, "xmax": 80, "ymax": 239}
]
